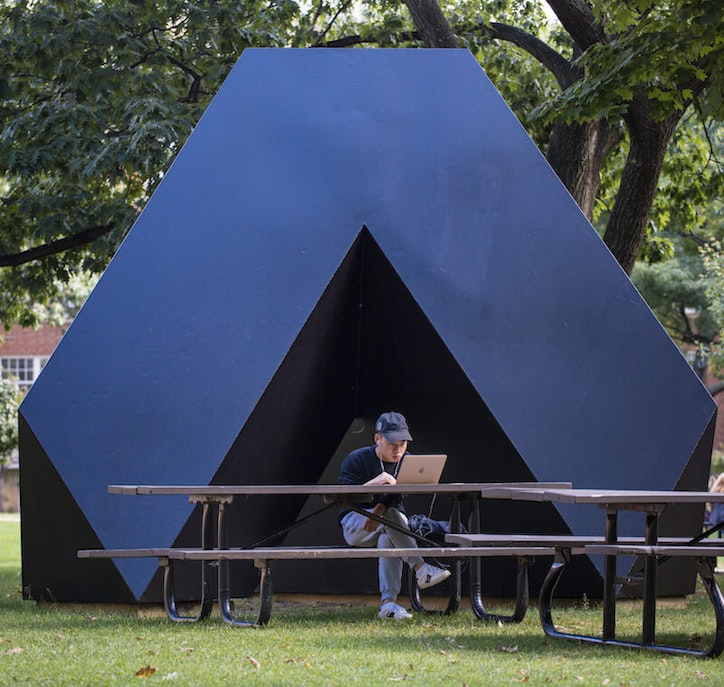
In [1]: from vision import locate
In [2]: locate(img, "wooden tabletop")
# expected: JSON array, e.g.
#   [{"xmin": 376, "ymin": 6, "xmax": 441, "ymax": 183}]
[
  {"xmin": 476, "ymin": 486, "xmax": 724, "ymax": 505},
  {"xmin": 107, "ymin": 481, "xmax": 572, "ymax": 497}
]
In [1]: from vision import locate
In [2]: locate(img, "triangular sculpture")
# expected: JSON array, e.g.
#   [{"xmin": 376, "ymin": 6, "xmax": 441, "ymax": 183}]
[{"xmin": 20, "ymin": 49, "xmax": 716, "ymax": 603}]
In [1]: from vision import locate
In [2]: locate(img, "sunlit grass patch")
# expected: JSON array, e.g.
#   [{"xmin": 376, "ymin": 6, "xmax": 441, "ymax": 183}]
[{"xmin": 3, "ymin": 519, "xmax": 724, "ymax": 686}]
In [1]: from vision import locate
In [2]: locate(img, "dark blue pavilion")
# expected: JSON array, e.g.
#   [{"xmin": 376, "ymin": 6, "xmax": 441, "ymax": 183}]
[{"xmin": 19, "ymin": 49, "xmax": 716, "ymax": 603}]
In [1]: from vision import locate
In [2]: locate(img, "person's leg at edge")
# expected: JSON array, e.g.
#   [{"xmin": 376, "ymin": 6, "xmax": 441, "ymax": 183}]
[
  {"xmin": 341, "ymin": 509, "xmax": 415, "ymax": 619},
  {"xmin": 381, "ymin": 508, "xmax": 451, "ymax": 594}
]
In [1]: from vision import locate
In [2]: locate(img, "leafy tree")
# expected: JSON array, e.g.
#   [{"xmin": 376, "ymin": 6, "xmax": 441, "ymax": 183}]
[
  {"xmin": 1, "ymin": 0, "xmax": 722, "ymax": 330},
  {"xmin": 398, "ymin": 0, "xmax": 723, "ymax": 274},
  {"xmin": 0, "ymin": 0, "xmax": 300, "ymax": 327},
  {"xmin": 701, "ymin": 239, "xmax": 724, "ymax": 378},
  {"xmin": 0, "ymin": 378, "xmax": 20, "ymax": 462}
]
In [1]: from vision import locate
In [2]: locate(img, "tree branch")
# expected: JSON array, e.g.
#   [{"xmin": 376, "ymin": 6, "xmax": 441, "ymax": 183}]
[
  {"xmin": 313, "ymin": 0, "xmax": 355, "ymax": 47},
  {"xmin": 322, "ymin": 32, "xmax": 418, "ymax": 47},
  {"xmin": 165, "ymin": 55, "xmax": 203, "ymax": 103},
  {"xmin": 480, "ymin": 22, "xmax": 577, "ymax": 89},
  {"xmin": 402, "ymin": 0, "xmax": 458, "ymax": 48},
  {"xmin": 709, "ymin": 381, "xmax": 724, "ymax": 398},
  {"xmin": 545, "ymin": 0, "xmax": 607, "ymax": 50},
  {"xmin": 0, "ymin": 224, "xmax": 114, "ymax": 267}
]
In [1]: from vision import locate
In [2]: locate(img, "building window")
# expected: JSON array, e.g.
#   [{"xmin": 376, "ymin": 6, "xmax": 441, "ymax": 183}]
[{"xmin": 1, "ymin": 357, "xmax": 47, "ymax": 392}]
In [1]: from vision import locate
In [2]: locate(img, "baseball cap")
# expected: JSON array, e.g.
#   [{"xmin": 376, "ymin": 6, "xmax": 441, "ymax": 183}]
[{"xmin": 375, "ymin": 411, "xmax": 413, "ymax": 442}]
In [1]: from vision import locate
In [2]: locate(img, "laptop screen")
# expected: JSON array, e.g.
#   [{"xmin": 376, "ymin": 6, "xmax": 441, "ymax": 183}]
[{"xmin": 395, "ymin": 454, "xmax": 447, "ymax": 484}]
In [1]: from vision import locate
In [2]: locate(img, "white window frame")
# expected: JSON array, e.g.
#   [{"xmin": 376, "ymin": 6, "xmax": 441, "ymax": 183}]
[{"xmin": 1, "ymin": 356, "xmax": 48, "ymax": 392}]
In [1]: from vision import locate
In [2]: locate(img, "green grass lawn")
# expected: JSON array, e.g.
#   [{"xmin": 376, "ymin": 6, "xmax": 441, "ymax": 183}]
[{"xmin": 2, "ymin": 514, "xmax": 724, "ymax": 685}]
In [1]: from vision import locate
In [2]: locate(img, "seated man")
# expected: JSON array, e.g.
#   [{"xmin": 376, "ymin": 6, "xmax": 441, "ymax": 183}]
[{"xmin": 338, "ymin": 411, "xmax": 451, "ymax": 620}]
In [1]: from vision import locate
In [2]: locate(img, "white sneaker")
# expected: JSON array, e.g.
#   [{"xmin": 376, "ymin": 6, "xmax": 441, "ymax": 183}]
[
  {"xmin": 378, "ymin": 601, "xmax": 413, "ymax": 620},
  {"xmin": 416, "ymin": 562, "xmax": 451, "ymax": 589}
]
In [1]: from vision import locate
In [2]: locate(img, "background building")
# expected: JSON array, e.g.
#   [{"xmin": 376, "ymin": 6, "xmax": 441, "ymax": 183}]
[{"xmin": 1, "ymin": 324, "xmax": 65, "ymax": 511}]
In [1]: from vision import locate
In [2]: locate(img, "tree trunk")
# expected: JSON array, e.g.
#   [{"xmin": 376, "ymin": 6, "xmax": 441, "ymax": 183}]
[
  {"xmin": 402, "ymin": 0, "xmax": 615, "ymax": 224},
  {"xmin": 401, "ymin": 0, "xmax": 683, "ymax": 276},
  {"xmin": 547, "ymin": 119, "xmax": 621, "ymax": 219},
  {"xmin": 402, "ymin": 0, "xmax": 458, "ymax": 47},
  {"xmin": 603, "ymin": 94, "xmax": 680, "ymax": 275}
]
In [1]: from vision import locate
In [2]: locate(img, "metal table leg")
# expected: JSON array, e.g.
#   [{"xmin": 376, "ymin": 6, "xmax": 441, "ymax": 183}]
[
  {"xmin": 162, "ymin": 501, "xmax": 214, "ymax": 622},
  {"xmin": 602, "ymin": 508, "xmax": 617, "ymax": 640},
  {"xmin": 409, "ymin": 496, "xmax": 461, "ymax": 615},
  {"xmin": 216, "ymin": 501, "xmax": 273, "ymax": 626},
  {"xmin": 641, "ymin": 509, "xmax": 658, "ymax": 646}
]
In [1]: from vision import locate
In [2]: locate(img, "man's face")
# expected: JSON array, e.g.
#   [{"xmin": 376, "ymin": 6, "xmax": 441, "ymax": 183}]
[{"xmin": 375, "ymin": 434, "xmax": 407, "ymax": 463}]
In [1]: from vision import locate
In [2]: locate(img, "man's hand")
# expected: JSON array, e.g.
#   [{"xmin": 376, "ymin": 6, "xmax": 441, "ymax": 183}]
[
  {"xmin": 364, "ymin": 472, "xmax": 397, "ymax": 487},
  {"xmin": 363, "ymin": 503, "xmax": 387, "ymax": 532}
]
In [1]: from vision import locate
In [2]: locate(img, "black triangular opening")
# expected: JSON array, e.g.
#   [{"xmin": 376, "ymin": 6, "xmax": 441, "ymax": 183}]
[{"xmin": 157, "ymin": 227, "xmax": 599, "ymax": 599}]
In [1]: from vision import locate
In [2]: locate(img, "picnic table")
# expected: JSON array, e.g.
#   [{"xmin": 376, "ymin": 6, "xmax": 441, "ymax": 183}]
[
  {"xmin": 80, "ymin": 481, "xmax": 571, "ymax": 626},
  {"xmin": 449, "ymin": 487, "xmax": 724, "ymax": 657}
]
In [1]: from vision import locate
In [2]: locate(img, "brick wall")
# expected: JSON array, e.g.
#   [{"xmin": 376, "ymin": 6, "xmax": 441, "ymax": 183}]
[{"xmin": 0, "ymin": 323, "xmax": 65, "ymax": 356}]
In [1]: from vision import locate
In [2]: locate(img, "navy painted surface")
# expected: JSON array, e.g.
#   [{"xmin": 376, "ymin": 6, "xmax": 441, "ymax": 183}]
[{"xmin": 20, "ymin": 49, "xmax": 715, "ymax": 601}]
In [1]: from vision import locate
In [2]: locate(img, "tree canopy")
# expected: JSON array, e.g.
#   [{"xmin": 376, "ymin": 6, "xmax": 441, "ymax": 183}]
[{"xmin": 1, "ymin": 0, "xmax": 722, "ymax": 330}]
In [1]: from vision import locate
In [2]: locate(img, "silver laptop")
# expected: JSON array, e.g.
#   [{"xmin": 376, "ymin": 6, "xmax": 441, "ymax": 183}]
[{"xmin": 395, "ymin": 454, "xmax": 447, "ymax": 485}]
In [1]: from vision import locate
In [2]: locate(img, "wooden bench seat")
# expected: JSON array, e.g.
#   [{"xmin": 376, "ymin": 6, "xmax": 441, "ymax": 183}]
[
  {"xmin": 166, "ymin": 545, "xmax": 559, "ymax": 560},
  {"xmin": 445, "ymin": 534, "xmax": 712, "ymax": 547},
  {"xmin": 78, "ymin": 543, "xmax": 564, "ymax": 626},
  {"xmin": 585, "ymin": 544, "xmax": 724, "ymax": 557},
  {"xmin": 78, "ymin": 545, "xmax": 558, "ymax": 561}
]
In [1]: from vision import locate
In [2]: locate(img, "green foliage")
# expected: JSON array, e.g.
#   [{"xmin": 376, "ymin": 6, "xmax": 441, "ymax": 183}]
[
  {"xmin": 0, "ymin": 379, "xmax": 20, "ymax": 461},
  {"xmin": 1, "ymin": 0, "xmax": 722, "ymax": 329},
  {"xmin": 701, "ymin": 239, "xmax": 724, "ymax": 372},
  {"xmin": 0, "ymin": 0, "xmax": 302, "ymax": 327},
  {"xmin": 632, "ymin": 251, "xmax": 716, "ymax": 338},
  {"xmin": 540, "ymin": 0, "xmax": 724, "ymax": 124},
  {"xmin": 598, "ymin": 117, "xmax": 723, "ymax": 259},
  {"xmin": 652, "ymin": 118, "xmax": 724, "ymax": 242}
]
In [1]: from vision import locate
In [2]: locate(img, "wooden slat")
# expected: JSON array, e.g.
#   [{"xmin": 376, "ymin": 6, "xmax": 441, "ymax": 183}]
[
  {"xmin": 168, "ymin": 546, "xmax": 560, "ymax": 560},
  {"xmin": 78, "ymin": 545, "xmax": 570, "ymax": 561},
  {"xmin": 106, "ymin": 481, "xmax": 573, "ymax": 497},
  {"xmin": 586, "ymin": 544, "xmax": 724, "ymax": 557},
  {"xmin": 78, "ymin": 548, "xmax": 172, "ymax": 559},
  {"xmin": 445, "ymin": 534, "xmax": 702, "ymax": 547}
]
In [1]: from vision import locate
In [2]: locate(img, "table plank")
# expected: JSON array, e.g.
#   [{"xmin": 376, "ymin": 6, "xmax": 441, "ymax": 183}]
[
  {"xmin": 108, "ymin": 481, "xmax": 572, "ymax": 497},
  {"xmin": 478, "ymin": 487, "xmax": 724, "ymax": 504}
]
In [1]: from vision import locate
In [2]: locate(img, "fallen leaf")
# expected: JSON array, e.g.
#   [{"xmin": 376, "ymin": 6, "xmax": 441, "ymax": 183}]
[
  {"xmin": 500, "ymin": 645, "xmax": 519, "ymax": 653},
  {"xmin": 438, "ymin": 650, "xmax": 448, "ymax": 655},
  {"xmin": 389, "ymin": 676, "xmax": 408, "ymax": 682},
  {"xmin": 422, "ymin": 623, "xmax": 435, "ymax": 630},
  {"xmin": 135, "ymin": 665, "xmax": 157, "ymax": 678},
  {"xmin": 247, "ymin": 656, "xmax": 261, "ymax": 670},
  {"xmin": 6, "ymin": 647, "xmax": 23, "ymax": 655},
  {"xmin": 85, "ymin": 615, "xmax": 97, "ymax": 622},
  {"xmin": 695, "ymin": 670, "xmax": 708, "ymax": 679}
]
